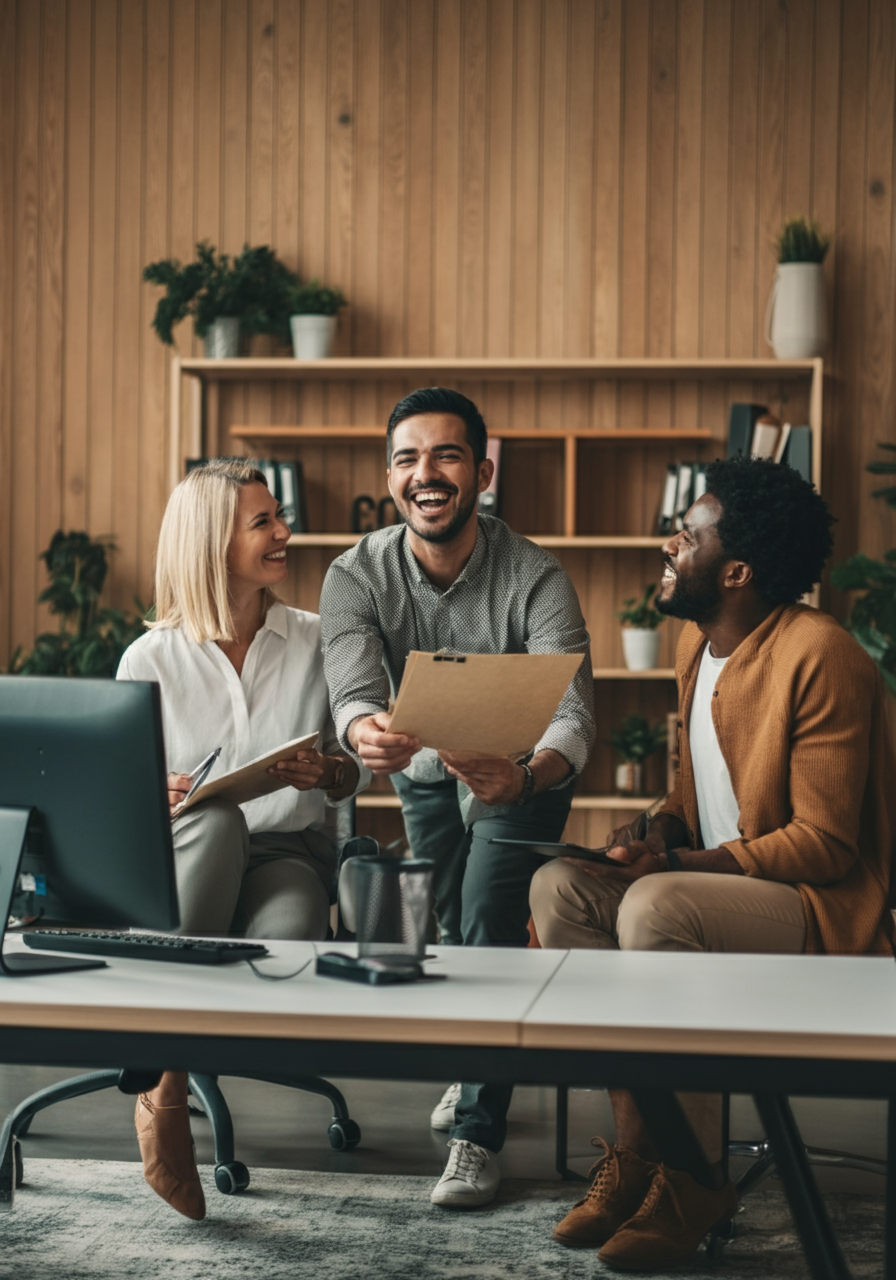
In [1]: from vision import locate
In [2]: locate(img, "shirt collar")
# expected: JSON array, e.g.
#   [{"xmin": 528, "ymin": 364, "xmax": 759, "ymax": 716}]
[
  {"xmin": 400, "ymin": 518, "xmax": 489, "ymax": 590},
  {"xmin": 262, "ymin": 601, "xmax": 289, "ymax": 638}
]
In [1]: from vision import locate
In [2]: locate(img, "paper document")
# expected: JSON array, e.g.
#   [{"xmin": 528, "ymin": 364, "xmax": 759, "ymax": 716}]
[
  {"xmin": 387, "ymin": 651, "xmax": 583, "ymax": 757},
  {"xmin": 172, "ymin": 732, "xmax": 319, "ymax": 817}
]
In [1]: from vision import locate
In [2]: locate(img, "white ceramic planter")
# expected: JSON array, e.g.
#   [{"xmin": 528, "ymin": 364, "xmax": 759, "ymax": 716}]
[
  {"xmin": 203, "ymin": 317, "xmax": 240, "ymax": 359},
  {"xmin": 765, "ymin": 262, "xmax": 827, "ymax": 359},
  {"xmin": 615, "ymin": 762, "xmax": 644, "ymax": 795},
  {"xmin": 290, "ymin": 313, "xmax": 337, "ymax": 359},
  {"xmin": 621, "ymin": 628, "xmax": 660, "ymax": 671}
]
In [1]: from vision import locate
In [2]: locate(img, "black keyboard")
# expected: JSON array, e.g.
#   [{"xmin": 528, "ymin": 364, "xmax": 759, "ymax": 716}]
[{"xmin": 22, "ymin": 929, "xmax": 269, "ymax": 966}]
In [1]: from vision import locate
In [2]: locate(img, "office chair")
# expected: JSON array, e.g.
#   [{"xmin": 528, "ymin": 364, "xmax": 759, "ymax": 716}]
[{"xmin": 0, "ymin": 825, "xmax": 386, "ymax": 1202}]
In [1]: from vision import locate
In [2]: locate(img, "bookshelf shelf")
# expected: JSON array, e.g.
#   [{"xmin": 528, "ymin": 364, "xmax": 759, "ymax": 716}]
[{"xmin": 592, "ymin": 667, "xmax": 676, "ymax": 680}]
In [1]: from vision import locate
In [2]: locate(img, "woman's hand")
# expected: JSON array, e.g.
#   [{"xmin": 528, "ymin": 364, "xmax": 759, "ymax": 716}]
[
  {"xmin": 167, "ymin": 773, "xmax": 192, "ymax": 816},
  {"xmin": 269, "ymin": 748, "xmax": 348, "ymax": 793}
]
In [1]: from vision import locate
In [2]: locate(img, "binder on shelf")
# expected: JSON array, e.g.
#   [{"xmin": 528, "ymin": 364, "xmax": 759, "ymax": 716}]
[
  {"xmin": 727, "ymin": 404, "xmax": 768, "ymax": 459},
  {"xmin": 278, "ymin": 461, "xmax": 308, "ymax": 534},
  {"xmin": 259, "ymin": 459, "xmax": 279, "ymax": 500},
  {"xmin": 478, "ymin": 438, "xmax": 502, "ymax": 517},
  {"xmin": 657, "ymin": 464, "xmax": 678, "ymax": 534},
  {"xmin": 783, "ymin": 426, "xmax": 812, "ymax": 484},
  {"xmin": 692, "ymin": 463, "xmax": 707, "ymax": 503},
  {"xmin": 773, "ymin": 422, "xmax": 792, "ymax": 464},
  {"xmin": 673, "ymin": 463, "xmax": 693, "ymax": 530}
]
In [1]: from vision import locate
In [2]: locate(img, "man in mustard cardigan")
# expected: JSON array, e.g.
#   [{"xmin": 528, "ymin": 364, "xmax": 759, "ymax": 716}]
[{"xmin": 530, "ymin": 453, "xmax": 895, "ymax": 1271}]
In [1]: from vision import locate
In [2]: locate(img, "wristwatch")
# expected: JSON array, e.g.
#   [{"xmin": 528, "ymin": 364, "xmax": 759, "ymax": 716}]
[
  {"xmin": 516, "ymin": 762, "xmax": 536, "ymax": 806},
  {"xmin": 325, "ymin": 758, "xmax": 346, "ymax": 799}
]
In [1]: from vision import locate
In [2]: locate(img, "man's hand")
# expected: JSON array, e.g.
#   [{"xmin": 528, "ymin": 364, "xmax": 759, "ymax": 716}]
[
  {"xmin": 167, "ymin": 772, "xmax": 191, "ymax": 816},
  {"xmin": 348, "ymin": 713, "xmax": 421, "ymax": 775},
  {"xmin": 438, "ymin": 752, "xmax": 525, "ymax": 806},
  {"xmin": 563, "ymin": 815, "xmax": 670, "ymax": 883}
]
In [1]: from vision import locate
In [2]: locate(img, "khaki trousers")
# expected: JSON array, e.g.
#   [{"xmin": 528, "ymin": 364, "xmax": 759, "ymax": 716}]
[{"xmin": 529, "ymin": 863, "xmax": 807, "ymax": 1160}]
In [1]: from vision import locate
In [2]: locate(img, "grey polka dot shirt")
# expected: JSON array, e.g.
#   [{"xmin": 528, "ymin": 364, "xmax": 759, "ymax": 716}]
[{"xmin": 319, "ymin": 515, "xmax": 596, "ymax": 787}]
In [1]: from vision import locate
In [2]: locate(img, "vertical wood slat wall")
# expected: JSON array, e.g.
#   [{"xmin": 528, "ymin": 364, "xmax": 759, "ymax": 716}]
[{"xmin": 2, "ymin": 0, "xmax": 896, "ymax": 670}]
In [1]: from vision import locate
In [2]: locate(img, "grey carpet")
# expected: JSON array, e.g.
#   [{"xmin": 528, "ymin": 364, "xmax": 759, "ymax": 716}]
[{"xmin": 1, "ymin": 1160, "xmax": 884, "ymax": 1280}]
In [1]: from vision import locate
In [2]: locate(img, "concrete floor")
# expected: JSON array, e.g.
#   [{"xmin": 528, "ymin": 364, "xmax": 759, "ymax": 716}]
[{"xmin": 0, "ymin": 1066, "xmax": 887, "ymax": 1197}]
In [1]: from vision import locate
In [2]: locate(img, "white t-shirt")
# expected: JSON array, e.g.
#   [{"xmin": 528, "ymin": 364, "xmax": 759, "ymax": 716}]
[
  {"xmin": 688, "ymin": 643, "xmax": 741, "ymax": 850},
  {"xmin": 116, "ymin": 603, "xmax": 370, "ymax": 834}
]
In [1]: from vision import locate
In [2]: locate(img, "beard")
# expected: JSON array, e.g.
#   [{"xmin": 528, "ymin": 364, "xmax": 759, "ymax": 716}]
[
  {"xmin": 398, "ymin": 487, "xmax": 479, "ymax": 544},
  {"xmin": 656, "ymin": 555, "xmax": 726, "ymax": 624}
]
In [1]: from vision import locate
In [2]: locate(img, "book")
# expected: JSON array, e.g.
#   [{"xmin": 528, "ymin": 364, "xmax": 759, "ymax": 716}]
[
  {"xmin": 477, "ymin": 438, "xmax": 502, "ymax": 517},
  {"xmin": 692, "ymin": 463, "xmax": 707, "ymax": 503},
  {"xmin": 278, "ymin": 460, "xmax": 308, "ymax": 533},
  {"xmin": 727, "ymin": 404, "xmax": 768, "ymax": 459},
  {"xmin": 657, "ymin": 464, "xmax": 679, "ymax": 534},
  {"xmin": 259, "ymin": 458, "xmax": 280, "ymax": 500},
  {"xmin": 773, "ymin": 422, "xmax": 792, "ymax": 464},
  {"xmin": 172, "ymin": 732, "xmax": 320, "ymax": 817},
  {"xmin": 750, "ymin": 415, "xmax": 781, "ymax": 459}
]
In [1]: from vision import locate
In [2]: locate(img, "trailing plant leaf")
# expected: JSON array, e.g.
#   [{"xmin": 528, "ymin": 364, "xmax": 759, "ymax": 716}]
[{"xmin": 9, "ymin": 531, "xmax": 146, "ymax": 678}]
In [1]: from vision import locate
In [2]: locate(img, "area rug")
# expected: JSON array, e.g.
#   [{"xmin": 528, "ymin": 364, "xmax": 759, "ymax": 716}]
[{"xmin": 1, "ymin": 1160, "xmax": 884, "ymax": 1280}]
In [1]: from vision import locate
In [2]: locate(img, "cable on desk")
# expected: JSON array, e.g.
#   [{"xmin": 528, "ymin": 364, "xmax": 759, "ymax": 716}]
[{"xmin": 247, "ymin": 955, "xmax": 314, "ymax": 982}]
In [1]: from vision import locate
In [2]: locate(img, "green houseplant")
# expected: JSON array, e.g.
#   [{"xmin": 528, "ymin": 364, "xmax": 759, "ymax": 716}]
[
  {"xmin": 616, "ymin": 583, "xmax": 665, "ymax": 671},
  {"xmin": 9, "ymin": 531, "xmax": 146, "ymax": 678},
  {"xmin": 607, "ymin": 714, "xmax": 667, "ymax": 795},
  {"xmin": 766, "ymin": 216, "xmax": 832, "ymax": 359},
  {"xmin": 143, "ymin": 241, "xmax": 299, "ymax": 356},
  {"xmin": 288, "ymin": 279, "xmax": 348, "ymax": 359},
  {"xmin": 831, "ymin": 442, "xmax": 896, "ymax": 695}
]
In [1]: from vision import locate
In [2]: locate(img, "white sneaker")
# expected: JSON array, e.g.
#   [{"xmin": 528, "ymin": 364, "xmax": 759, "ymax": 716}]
[
  {"xmin": 430, "ymin": 1139, "xmax": 500, "ymax": 1208},
  {"xmin": 430, "ymin": 1082, "xmax": 462, "ymax": 1131}
]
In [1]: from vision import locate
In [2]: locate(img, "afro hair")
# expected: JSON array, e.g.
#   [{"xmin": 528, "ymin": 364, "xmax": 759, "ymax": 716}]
[{"xmin": 703, "ymin": 454, "xmax": 835, "ymax": 606}]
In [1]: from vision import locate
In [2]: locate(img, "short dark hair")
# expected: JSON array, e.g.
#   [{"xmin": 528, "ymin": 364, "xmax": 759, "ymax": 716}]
[
  {"xmin": 703, "ymin": 454, "xmax": 835, "ymax": 606},
  {"xmin": 386, "ymin": 387, "xmax": 488, "ymax": 466}
]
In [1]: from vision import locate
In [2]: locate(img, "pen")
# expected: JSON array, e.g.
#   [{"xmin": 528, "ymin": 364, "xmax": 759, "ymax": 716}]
[{"xmin": 180, "ymin": 747, "xmax": 222, "ymax": 806}]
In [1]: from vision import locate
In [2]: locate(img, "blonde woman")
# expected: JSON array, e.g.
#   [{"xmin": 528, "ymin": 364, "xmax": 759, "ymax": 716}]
[{"xmin": 117, "ymin": 459, "xmax": 367, "ymax": 1219}]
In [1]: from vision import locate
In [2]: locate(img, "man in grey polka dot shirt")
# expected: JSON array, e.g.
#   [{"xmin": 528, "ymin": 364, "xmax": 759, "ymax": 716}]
[{"xmin": 320, "ymin": 387, "xmax": 595, "ymax": 1208}]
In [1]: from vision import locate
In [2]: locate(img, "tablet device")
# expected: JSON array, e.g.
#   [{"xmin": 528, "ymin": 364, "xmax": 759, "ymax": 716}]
[{"xmin": 487, "ymin": 838, "xmax": 613, "ymax": 864}]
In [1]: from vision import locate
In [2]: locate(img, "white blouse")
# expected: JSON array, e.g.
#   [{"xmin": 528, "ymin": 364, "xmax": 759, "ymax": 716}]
[{"xmin": 117, "ymin": 603, "xmax": 370, "ymax": 834}]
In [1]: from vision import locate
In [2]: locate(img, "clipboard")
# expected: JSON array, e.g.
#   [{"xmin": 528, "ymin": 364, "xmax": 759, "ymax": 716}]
[
  {"xmin": 387, "ymin": 651, "xmax": 583, "ymax": 757},
  {"xmin": 173, "ymin": 732, "xmax": 319, "ymax": 816}
]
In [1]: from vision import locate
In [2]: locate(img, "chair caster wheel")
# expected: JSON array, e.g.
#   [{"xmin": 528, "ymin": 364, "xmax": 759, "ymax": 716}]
[
  {"xmin": 214, "ymin": 1161, "xmax": 250, "ymax": 1194},
  {"xmin": 328, "ymin": 1119, "xmax": 361, "ymax": 1151},
  {"xmin": 13, "ymin": 1142, "xmax": 23, "ymax": 1189}
]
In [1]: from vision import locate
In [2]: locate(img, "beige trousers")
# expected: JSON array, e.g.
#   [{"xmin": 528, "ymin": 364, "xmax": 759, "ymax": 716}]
[{"xmin": 529, "ymin": 862, "xmax": 807, "ymax": 1160}]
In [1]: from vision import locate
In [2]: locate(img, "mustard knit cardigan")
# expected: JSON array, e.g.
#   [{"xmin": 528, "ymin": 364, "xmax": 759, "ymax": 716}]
[{"xmin": 658, "ymin": 605, "xmax": 895, "ymax": 956}]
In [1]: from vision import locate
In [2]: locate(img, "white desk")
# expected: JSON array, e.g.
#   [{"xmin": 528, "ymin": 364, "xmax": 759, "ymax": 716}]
[{"xmin": 0, "ymin": 941, "xmax": 894, "ymax": 1280}]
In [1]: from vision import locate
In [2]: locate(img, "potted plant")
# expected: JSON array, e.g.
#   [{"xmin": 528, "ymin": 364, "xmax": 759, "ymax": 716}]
[
  {"xmin": 143, "ymin": 241, "xmax": 299, "ymax": 358},
  {"xmin": 9, "ymin": 531, "xmax": 146, "ymax": 678},
  {"xmin": 607, "ymin": 714, "xmax": 667, "ymax": 795},
  {"xmin": 287, "ymin": 279, "xmax": 347, "ymax": 359},
  {"xmin": 616, "ymin": 583, "xmax": 665, "ymax": 670},
  {"xmin": 831, "ymin": 442, "xmax": 896, "ymax": 695},
  {"xmin": 765, "ymin": 216, "xmax": 832, "ymax": 359}
]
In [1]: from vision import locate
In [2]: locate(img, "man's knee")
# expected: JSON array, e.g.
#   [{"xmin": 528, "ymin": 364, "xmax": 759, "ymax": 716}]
[
  {"xmin": 529, "ymin": 859, "xmax": 575, "ymax": 935},
  {"xmin": 616, "ymin": 874, "xmax": 704, "ymax": 951}
]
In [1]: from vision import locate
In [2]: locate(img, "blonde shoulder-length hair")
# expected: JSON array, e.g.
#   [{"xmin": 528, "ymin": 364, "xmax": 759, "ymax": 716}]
[{"xmin": 149, "ymin": 459, "xmax": 278, "ymax": 644}]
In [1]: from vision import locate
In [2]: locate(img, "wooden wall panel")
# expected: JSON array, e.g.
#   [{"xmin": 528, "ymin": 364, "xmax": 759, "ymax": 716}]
[{"xmin": 2, "ymin": 0, "xmax": 896, "ymax": 677}]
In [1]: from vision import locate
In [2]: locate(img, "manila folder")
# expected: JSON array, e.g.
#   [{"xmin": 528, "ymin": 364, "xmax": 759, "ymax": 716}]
[
  {"xmin": 387, "ymin": 651, "xmax": 583, "ymax": 757},
  {"xmin": 176, "ymin": 732, "xmax": 319, "ymax": 815}
]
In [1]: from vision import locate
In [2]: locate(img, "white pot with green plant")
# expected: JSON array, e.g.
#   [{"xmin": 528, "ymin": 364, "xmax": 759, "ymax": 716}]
[
  {"xmin": 288, "ymin": 280, "xmax": 347, "ymax": 359},
  {"xmin": 616, "ymin": 583, "xmax": 664, "ymax": 671},
  {"xmin": 142, "ymin": 241, "xmax": 299, "ymax": 358},
  {"xmin": 765, "ymin": 217, "xmax": 832, "ymax": 359},
  {"xmin": 608, "ymin": 714, "xmax": 667, "ymax": 795}
]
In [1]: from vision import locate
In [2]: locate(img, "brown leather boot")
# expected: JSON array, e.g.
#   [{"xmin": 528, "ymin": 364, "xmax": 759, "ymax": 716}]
[
  {"xmin": 135, "ymin": 1093, "xmax": 206, "ymax": 1220},
  {"xmin": 598, "ymin": 1163, "xmax": 737, "ymax": 1271},
  {"xmin": 552, "ymin": 1138, "xmax": 657, "ymax": 1247}
]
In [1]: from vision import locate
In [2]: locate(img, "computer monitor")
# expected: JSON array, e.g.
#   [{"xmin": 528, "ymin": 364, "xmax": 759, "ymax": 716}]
[{"xmin": 0, "ymin": 675, "xmax": 179, "ymax": 975}]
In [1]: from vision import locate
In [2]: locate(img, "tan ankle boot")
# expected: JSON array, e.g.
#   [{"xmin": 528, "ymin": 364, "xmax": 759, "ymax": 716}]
[
  {"xmin": 135, "ymin": 1092, "xmax": 206, "ymax": 1220},
  {"xmin": 552, "ymin": 1138, "xmax": 657, "ymax": 1247},
  {"xmin": 598, "ymin": 1163, "xmax": 737, "ymax": 1270}
]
